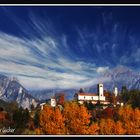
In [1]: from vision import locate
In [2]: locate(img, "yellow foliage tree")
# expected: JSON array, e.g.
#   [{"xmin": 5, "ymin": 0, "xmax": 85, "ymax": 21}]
[
  {"xmin": 39, "ymin": 105, "xmax": 65, "ymax": 134},
  {"xmin": 118, "ymin": 105, "xmax": 140, "ymax": 134},
  {"xmin": 99, "ymin": 118, "xmax": 115, "ymax": 135},
  {"xmin": 132, "ymin": 108, "xmax": 140, "ymax": 134},
  {"xmin": 63, "ymin": 101, "xmax": 98, "ymax": 134},
  {"xmin": 87, "ymin": 123, "xmax": 99, "ymax": 135},
  {"xmin": 114, "ymin": 121, "xmax": 125, "ymax": 135}
]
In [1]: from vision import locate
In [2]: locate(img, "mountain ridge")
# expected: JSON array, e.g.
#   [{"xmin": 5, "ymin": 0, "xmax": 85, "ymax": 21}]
[
  {"xmin": 0, "ymin": 75, "xmax": 39, "ymax": 109},
  {"xmin": 29, "ymin": 65, "xmax": 140, "ymax": 101}
]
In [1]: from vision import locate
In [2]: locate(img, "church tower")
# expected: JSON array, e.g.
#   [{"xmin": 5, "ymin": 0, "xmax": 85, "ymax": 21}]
[
  {"xmin": 97, "ymin": 84, "xmax": 104, "ymax": 100},
  {"xmin": 113, "ymin": 87, "xmax": 118, "ymax": 97}
]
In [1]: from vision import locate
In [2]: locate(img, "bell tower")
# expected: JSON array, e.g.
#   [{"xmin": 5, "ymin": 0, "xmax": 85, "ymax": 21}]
[
  {"xmin": 113, "ymin": 87, "xmax": 118, "ymax": 97},
  {"xmin": 97, "ymin": 84, "xmax": 104, "ymax": 100}
]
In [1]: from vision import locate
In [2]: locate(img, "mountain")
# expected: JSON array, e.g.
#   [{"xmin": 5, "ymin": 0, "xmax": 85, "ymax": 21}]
[
  {"xmin": 0, "ymin": 74, "xmax": 39, "ymax": 109},
  {"xmin": 2, "ymin": 65, "xmax": 138, "ymax": 105},
  {"xmin": 131, "ymin": 79, "xmax": 140, "ymax": 90},
  {"xmin": 85, "ymin": 65, "xmax": 140, "ymax": 93},
  {"xmin": 29, "ymin": 65, "xmax": 140, "ymax": 101},
  {"xmin": 30, "ymin": 88, "xmax": 77, "ymax": 102}
]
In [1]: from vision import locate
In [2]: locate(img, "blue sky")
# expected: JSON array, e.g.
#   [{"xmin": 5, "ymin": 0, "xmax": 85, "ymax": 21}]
[{"xmin": 0, "ymin": 6, "xmax": 140, "ymax": 90}]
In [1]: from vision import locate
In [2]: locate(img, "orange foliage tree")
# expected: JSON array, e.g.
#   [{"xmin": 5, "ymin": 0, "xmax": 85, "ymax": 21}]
[
  {"xmin": 55, "ymin": 93, "xmax": 65, "ymax": 106},
  {"xmin": 99, "ymin": 118, "xmax": 125, "ymax": 135},
  {"xmin": 37, "ymin": 101, "xmax": 140, "ymax": 135},
  {"xmin": 113, "ymin": 121, "xmax": 126, "ymax": 135},
  {"xmin": 132, "ymin": 108, "xmax": 140, "ymax": 134},
  {"xmin": 39, "ymin": 105, "xmax": 65, "ymax": 134},
  {"xmin": 99, "ymin": 118, "xmax": 115, "ymax": 135},
  {"xmin": 63, "ymin": 101, "xmax": 99, "ymax": 135},
  {"xmin": 102, "ymin": 107, "xmax": 114, "ymax": 119},
  {"xmin": 118, "ymin": 105, "xmax": 140, "ymax": 134}
]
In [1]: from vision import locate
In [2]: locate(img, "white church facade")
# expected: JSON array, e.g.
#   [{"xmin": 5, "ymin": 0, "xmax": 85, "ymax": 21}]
[{"xmin": 74, "ymin": 84, "xmax": 110, "ymax": 105}]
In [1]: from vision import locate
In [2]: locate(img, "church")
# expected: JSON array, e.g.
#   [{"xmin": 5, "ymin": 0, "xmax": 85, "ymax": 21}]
[{"xmin": 74, "ymin": 84, "xmax": 111, "ymax": 105}]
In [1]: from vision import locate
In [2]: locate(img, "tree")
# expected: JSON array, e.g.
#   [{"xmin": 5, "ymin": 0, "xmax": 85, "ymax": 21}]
[
  {"xmin": 113, "ymin": 121, "xmax": 125, "ymax": 135},
  {"xmin": 129, "ymin": 90, "xmax": 140, "ymax": 108},
  {"xmin": 117, "ymin": 105, "xmax": 140, "ymax": 134},
  {"xmin": 55, "ymin": 93, "xmax": 65, "ymax": 106},
  {"xmin": 30, "ymin": 104, "xmax": 35, "ymax": 111},
  {"xmin": 12, "ymin": 107, "xmax": 30, "ymax": 129},
  {"xmin": 104, "ymin": 90, "xmax": 111, "ymax": 101},
  {"xmin": 79, "ymin": 88, "xmax": 84, "ymax": 93},
  {"xmin": 22, "ymin": 108, "xmax": 30, "ymax": 127},
  {"xmin": 84, "ymin": 101, "xmax": 95, "ymax": 110},
  {"xmin": 88, "ymin": 122, "xmax": 99, "ymax": 135},
  {"xmin": 99, "ymin": 118, "xmax": 115, "ymax": 135},
  {"xmin": 7, "ymin": 101, "xmax": 18, "ymax": 113},
  {"xmin": 110, "ymin": 94, "xmax": 116, "ymax": 105},
  {"xmin": 12, "ymin": 107, "xmax": 23, "ymax": 128},
  {"xmin": 132, "ymin": 108, "xmax": 140, "ymax": 134},
  {"xmin": 34, "ymin": 109, "xmax": 40, "ymax": 128},
  {"xmin": 39, "ymin": 105, "xmax": 65, "ymax": 134},
  {"xmin": 120, "ymin": 86, "xmax": 129, "ymax": 103},
  {"xmin": 63, "ymin": 101, "xmax": 95, "ymax": 134},
  {"xmin": 102, "ymin": 107, "xmax": 114, "ymax": 119},
  {"xmin": 0, "ymin": 107, "xmax": 4, "ymax": 112}
]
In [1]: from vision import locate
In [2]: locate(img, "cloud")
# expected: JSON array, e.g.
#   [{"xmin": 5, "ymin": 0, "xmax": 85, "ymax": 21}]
[
  {"xmin": 1, "ymin": 8, "xmax": 139, "ymax": 90},
  {"xmin": 96, "ymin": 67, "xmax": 109, "ymax": 74},
  {"xmin": 0, "ymin": 25, "xmax": 111, "ymax": 90},
  {"xmin": 0, "ymin": 26, "xmax": 105, "ymax": 90}
]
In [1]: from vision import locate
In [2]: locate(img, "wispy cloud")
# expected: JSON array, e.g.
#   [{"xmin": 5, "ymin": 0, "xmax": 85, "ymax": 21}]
[
  {"xmin": 0, "ymin": 8, "xmax": 139, "ymax": 90},
  {"xmin": 0, "ymin": 11, "xmax": 110, "ymax": 90}
]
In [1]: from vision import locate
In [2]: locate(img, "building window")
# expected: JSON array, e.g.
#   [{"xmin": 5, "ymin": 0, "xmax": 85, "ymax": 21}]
[
  {"xmin": 91, "ymin": 97, "xmax": 93, "ymax": 100},
  {"xmin": 84, "ymin": 96, "xmax": 86, "ymax": 99}
]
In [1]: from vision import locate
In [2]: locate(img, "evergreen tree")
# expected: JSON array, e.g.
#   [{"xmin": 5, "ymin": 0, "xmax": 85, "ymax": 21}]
[
  {"xmin": 120, "ymin": 86, "xmax": 129, "ymax": 103},
  {"xmin": 34, "ymin": 109, "xmax": 40, "ymax": 128},
  {"xmin": 79, "ymin": 88, "xmax": 84, "ymax": 93}
]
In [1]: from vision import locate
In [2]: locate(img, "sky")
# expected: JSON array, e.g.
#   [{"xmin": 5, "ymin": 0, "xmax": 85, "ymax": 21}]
[{"xmin": 0, "ymin": 6, "xmax": 140, "ymax": 90}]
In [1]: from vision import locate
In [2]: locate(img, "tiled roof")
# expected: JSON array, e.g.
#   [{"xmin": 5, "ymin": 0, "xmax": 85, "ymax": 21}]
[{"xmin": 76, "ymin": 93, "xmax": 98, "ymax": 96}]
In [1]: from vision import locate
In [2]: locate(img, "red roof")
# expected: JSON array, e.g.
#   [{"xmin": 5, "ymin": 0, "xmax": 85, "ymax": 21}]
[
  {"xmin": 51, "ymin": 96, "xmax": 55, "ymax": 99},
  {"xmin": 76, "ymin": 93, "xmax": 98, "ymax": 96}
]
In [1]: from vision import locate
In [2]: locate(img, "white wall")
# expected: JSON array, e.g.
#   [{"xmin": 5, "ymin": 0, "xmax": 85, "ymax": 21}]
[
  {"xmin": 51, "ymin": 99, "xmax": 56, "ymax": 107},
  {"xmin": 114, "ymin": 87, "xmax": 118, "ymax": 97},
  {"xmin": 78, "ymin": 100, "xmax": 84, "ymax": 104},
  {"xmin": 78, "ymin": 94, "xmax": 105, "ymax": 101},
  {"xmin": 78, "ymin": 95, "xmax": 99, "ymax": 101},
  {"xmin": 99, "ymin": 96, "xmax": 105, "ymax": 101},
  {"xmin": 99, "ymin": 84, "xmax": 104, "ymax": 96}
]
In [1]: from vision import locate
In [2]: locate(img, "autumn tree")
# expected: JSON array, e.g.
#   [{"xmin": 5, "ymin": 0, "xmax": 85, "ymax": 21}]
[
  {"xmin": 87, "ymin": 122, "xmax": 99, "ymax": 135},
  {"xmin": 104, "ymin": 90, "xmax": 111, "ymax": 101},
  {"xmin": 99, "ymin": 118, "xmax": 115, "ymax": 135},
  {"xmin": 118, "ymin": 105, "xmax": 140, "ymax": 134},
  {"xmin": 63, "ymin": 101, "xmax": 99, "ymax": 135},
  {"xmin": 102, "ymin": 107, "xmax": 114, "ymax": 119},
  {"xmin": 99, "ymin": 118, "xmax": 125, "ymax": 135},
  {"xmin": 132, "ymin": 108, "xmax": 140, "ymax": 134},
  {"xmin": 39, "ymin": 105, "xmax": 65, "ymax": 134},
  {"xmin": 113, "ymin": 121, "xmax": 126, "ymax": 135},
  {"xmin": 55, "ymin": 93, "xmax": 65, "ymax": 106},
  {"xmin": 110, "ymin": 94, "xmax": 116, "ymax": 105}
]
